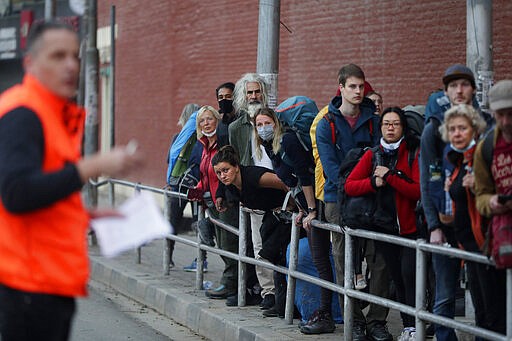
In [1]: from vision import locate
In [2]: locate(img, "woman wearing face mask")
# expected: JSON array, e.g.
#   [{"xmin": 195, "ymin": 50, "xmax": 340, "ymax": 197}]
[
  {"xmin": 439, "ymin": 104, "xmax": 505, "ymax": 337},
  {"xmin": 344, "ymin": 107, "xmax": 421, "ymax": 340},
  {"xmin": 187, "ymin": 105, "xmax": 241, "ymax": 301},
  {"xmin": 253, "ymin": 108, "xmax": 315, "ymax": 227}
]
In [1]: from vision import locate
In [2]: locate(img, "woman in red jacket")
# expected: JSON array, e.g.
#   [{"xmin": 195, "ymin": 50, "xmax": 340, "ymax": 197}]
[{"xmin": 345, "ymin": 107, "xmax": 421, "ymax": 340}]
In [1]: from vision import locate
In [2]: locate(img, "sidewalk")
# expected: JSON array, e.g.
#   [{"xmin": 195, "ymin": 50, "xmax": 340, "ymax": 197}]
[{"xmin": 89, "ymin": 233, "xmax": 406, "ymax": 340}]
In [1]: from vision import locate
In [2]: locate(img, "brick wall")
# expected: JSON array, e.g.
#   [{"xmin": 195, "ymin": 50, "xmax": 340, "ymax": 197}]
[{"xmin": 97, "ymin": 1, "xmax": 512, "ymax": 186}]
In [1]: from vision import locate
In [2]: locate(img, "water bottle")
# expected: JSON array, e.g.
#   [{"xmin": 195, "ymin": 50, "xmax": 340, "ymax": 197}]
[{"xmin": 202, "ymin": 280, "xmax": 213, "ymax": 290}]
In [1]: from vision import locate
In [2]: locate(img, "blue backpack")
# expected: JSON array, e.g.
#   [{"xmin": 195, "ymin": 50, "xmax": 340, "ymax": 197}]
[{"xmin": 275, "ymin": 96, "xmax": 318, "ymax": 152}]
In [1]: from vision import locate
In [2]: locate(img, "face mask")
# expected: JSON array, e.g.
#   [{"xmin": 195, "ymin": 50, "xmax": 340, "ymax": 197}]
[
  {"xmin": 218, "ymin": 99, "xmax": 233, "ymax": 114},
  {"xmin": 257, "ymin": 125, "xmax": 274, "ymax": 141},
  {"xmin": 450, "ymin": 138, "xmax": 476, "ymax": 153},
  {"xmin": 202, "ymin": 129, "xmax": 216, "ymax": 138}
]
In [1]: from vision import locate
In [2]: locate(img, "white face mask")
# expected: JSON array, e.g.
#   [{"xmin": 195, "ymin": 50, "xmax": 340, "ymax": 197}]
[
  {"xmin": 202, "ymin": 129, "xmax": 216, "ymax": 137},
  {"xmin": 450, "ymin": 138, "xmax": 476, "ymax": 153}
]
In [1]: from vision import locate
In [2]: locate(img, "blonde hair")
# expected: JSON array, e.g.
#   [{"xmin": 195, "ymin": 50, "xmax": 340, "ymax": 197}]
[
  {"xmin": 439, "ymin": 104, "xmax": 487, "ymax": 142},
  {"xmin": 196, "ymin": 105, "xmax": 221, "ymax": 139},
  {"xmin": 253, "ymin": 108, "xmax": 282, "ymax": 161}
]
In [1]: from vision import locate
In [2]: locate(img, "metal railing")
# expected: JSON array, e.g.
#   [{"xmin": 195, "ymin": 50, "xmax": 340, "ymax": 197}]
[{"xmin": 90, "ymin": 178, "xmax": 512, "ymax": 341}]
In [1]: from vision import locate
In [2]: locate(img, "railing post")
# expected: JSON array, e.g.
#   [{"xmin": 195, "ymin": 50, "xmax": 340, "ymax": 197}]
[
  {"xmin": 195, "ymin": 205, "xmax": 205, "ymax": 290},
  {"xmin": 163, "ymin": 190, "xmax": 172, "ymax": 275},
  {"xmin": 284, "ymin": 213, "xmax": 300, "ymax": 324},
  {"xmin": 238, "ymin": 206, "xmax": 248, "ymax": 306},
  {"xmin": 134, "ymin": 183, "xmax": 142, "ymax": 264},
  {"xmin": 344, "ymin": 228, "xmax": 354, "ymax": 340},
  {"xmin": 415, "ymin": 239, "xmax": 427, "ymax": 340}
]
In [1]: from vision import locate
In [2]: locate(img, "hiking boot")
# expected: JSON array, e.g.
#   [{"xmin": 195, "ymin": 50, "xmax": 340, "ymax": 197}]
[
  {"xmin": 299, "ymin": 310, "xmax": 335, "ymax": 335},
  {"xmin": 183, "ymin": 258, "xmax": 208, "ymax": 272},
  {"xmin": 225, "ymin": 291, "xmax": 262, "ymax": 307},
  {"xmin": 352, "ymin": 322, "xmax": 369, "ymax": 341},
  {"xmin": 262, "ymin": 306, "xmax": 284, "ymax": 318},
  {"xmin": 205, "ymin": 285, "xmax": 233, "ymax": 299},
  {"xmin": 366, "ymin": 322, "xmax": 392, "ymax": 341},
  {"xmin": 259, "ymin": 294, "xmax": 275, "ymax": 310}
]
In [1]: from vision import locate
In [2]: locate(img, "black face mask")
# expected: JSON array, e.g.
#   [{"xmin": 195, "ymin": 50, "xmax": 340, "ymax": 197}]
[{"xmin": 218, "ymin": 99, "xmax": 233, "ymax": 114}]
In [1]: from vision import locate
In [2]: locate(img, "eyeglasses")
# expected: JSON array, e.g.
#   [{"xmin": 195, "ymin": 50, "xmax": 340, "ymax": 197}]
[{"xmin": 382, "ymin": 121, "xmax": 401, "ymax": 128}]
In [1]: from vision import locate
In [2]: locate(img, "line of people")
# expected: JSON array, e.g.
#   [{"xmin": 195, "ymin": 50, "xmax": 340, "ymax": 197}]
[{"xmin": 166, "ymin": 63, "xmax": 512, "ymax": 341}]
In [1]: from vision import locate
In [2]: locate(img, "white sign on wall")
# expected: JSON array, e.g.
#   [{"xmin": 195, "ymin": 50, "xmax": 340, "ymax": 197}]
[{"xmin": 0, "ymin": 27, "xmax": 16, "ymax": 60}]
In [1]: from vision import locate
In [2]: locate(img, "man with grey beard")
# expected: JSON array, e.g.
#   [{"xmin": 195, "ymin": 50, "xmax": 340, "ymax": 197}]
[{"xmin": 222, "ymin": 73, "xmax": 276, "ymax": 309}]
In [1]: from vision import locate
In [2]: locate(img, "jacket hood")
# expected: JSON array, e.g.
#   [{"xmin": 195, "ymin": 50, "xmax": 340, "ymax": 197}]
[{"xmin": 327, "ymin": 96, "xmax": 376, "ymax": 117}]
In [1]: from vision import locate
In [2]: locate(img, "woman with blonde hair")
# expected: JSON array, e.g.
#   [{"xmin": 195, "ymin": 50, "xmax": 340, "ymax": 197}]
[{"xmin": 440, "ymin": 104, "xmax": 505, "ymax": 337}]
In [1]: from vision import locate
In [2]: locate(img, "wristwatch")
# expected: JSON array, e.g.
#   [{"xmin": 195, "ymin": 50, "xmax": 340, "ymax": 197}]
[{"xmin": 307, "ymin": 207, "xmax": 317, "ymax": 214}]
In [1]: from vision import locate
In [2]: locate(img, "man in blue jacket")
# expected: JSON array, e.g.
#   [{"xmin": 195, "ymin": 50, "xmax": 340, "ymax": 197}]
[
  {"xmin": 312, "ymin": 64, "xmax": 389, "ymax": 340},
  {"xmin": 420, "ymin": 64, "xmax": 481, "ymax": 341}
]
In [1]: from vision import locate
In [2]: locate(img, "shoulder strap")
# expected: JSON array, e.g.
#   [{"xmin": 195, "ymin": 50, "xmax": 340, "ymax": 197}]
[
  {"xmin": 482, "ymin": 129, "xmax": 495, "ymax": 170},
  {"xmin": 323, "ymin": 112, "xmax": 336, "ymax": 144}
]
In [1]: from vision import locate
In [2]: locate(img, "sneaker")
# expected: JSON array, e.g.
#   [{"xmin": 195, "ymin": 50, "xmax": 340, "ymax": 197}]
[
  {"xmin": 355, "ymin": 275, "xmax": 367, "ymax": 290},
  {"xmin": 205, "ymin": 285, "xmax": 233, "ymax": 299},
  {"xmin": 425, "ymin": 323, "xmax": 435, "ymax": 339},
  {"xmin": 183, "ymin": 258, "xmax": 208, "ymax": 272},
  {"xmin": 398, "ymin": 327, "xmax": 416, "ymax": 341},
  {"xmin": 366, "ymin": 322, "xmax": 392, "ymax": 341},
  {"xmin": 299, "ymin": 310, "xmax": 335, "ymax": 335},
  {"xmin": 259, "ymin": 294, "xmax": 275, "ymax": 310}
]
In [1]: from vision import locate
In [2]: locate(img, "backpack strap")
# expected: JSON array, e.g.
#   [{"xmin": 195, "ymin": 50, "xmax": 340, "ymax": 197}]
[
  {"xmin": 323, "ymin": 112, "xmax": 337, "ymax": 144},
  {"xmin": 481, "ymin": 128, "xmax": 495, "ymax": 170}
]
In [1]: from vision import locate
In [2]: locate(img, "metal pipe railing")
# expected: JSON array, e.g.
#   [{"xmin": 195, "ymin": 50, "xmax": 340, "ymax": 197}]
[{"xmin": 90, "ymin": 178, "xmax": 512, "ymax": 341}]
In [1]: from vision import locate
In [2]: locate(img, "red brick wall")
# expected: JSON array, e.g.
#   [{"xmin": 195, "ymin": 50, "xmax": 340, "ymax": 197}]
[{"xmin": 97, "ymin": 1, "xmax": 512, "ymax": 186}]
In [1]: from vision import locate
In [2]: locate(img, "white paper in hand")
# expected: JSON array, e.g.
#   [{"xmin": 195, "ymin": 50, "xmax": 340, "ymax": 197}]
[{"xmin": 91, "ymin": 192, "xmax": 172, "ymax": 258}]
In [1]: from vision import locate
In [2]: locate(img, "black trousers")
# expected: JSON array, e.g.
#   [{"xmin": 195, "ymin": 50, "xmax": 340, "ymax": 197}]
[{"xmin": 0, "ymin": 284, "xmax": 76, "ymax": 341}]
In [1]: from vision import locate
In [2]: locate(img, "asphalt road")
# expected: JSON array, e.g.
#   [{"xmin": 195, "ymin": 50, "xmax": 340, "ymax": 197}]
[{"xmin": 71, "ymin": 279, "xmax": 208, "ymax": 341}]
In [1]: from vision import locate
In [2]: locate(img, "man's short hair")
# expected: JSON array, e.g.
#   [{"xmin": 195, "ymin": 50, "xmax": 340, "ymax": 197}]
[
  {"xmin": 215, "ymin": 82, "xmax": 235, "ymax": 98},
  {"xmin": 337, "ymin": 63, "xmax": 365, "ymax": 86},
  {"xmin": 25, "ymin": 20, "xmax": 75, "ymax": 55},
  {"xmin": 442, "ymin": 64, "xmax": 476, "ymax": 90},
  {"xmin": 489, "ymin": 80, "xmax": 512, "ymax": 111}
]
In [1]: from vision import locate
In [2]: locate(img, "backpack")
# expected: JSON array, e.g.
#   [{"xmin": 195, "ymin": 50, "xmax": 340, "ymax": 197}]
[
  {"xmin": 275, "ymin": 96, "xmax": 319, "ymax": 152},
  {"xmin": 480, "ymin": 129, "xmax": 512, "ymax": 268},
  {"xmin": 166, "ymin": 132, "xmax": 199, "ymax": 191},
  {"xmin": 402, "ymin": 105, "xmax": 425, "ymax": 140},
  {"xmin": 337, "ymin": 146, "xmax": 395, "ymax": 231}
]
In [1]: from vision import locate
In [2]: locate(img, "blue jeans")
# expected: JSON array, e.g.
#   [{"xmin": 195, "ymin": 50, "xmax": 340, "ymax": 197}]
[{"xmin": 432, "ymin": 253, "xmax": 460, "ymax": 341}]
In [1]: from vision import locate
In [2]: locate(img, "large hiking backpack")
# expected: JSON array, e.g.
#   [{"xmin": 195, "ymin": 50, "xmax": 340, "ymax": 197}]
[
  {"xmin": 402, "ymin": 105, "xmax": 425, "ymax": 139},
  {"xmin": 275, "ymin": 96, "xmax": 319, "ymax": 152}
]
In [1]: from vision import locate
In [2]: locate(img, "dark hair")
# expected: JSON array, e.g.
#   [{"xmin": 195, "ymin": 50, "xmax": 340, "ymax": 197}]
[
  {"xmin": 337, "ymin": 63, "xmax": 365, "ymax": 86},
  {"xmin": 380, "ymin": 106, "xmax": 420, "ymax": 151},
  {"xmin": 211, "ymin": 145, "xmax": 240, "ymax": 168},
  {"xmin": 25, "ymin": 20, "xmax": 75, "ymax": 55},
  {"xmin": 215, "ymin": 82, "xmax": 235, "ymax": 98}
]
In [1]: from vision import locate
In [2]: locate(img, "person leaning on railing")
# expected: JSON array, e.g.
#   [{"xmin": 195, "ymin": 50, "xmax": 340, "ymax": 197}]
[{"xmin": 344, "ymin": 107, "xmax": 421, "ymax": 341}]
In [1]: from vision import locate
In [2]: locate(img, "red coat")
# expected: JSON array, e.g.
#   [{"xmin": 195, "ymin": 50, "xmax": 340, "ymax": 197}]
[
  {"xmin": 195, "ymin": 136, "xmax": 220, "ymax": 203},
  {"xmin": 345, "ymin": 142, "xmax": 420, "ymax": 235}
]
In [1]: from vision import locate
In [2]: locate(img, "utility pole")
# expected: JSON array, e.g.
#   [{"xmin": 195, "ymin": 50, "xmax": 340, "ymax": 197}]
[
  {"xmin": 467, "ymin": 0, "xmax": 493, "ymax": 112},
  {"xmin": 256, "ymin": 0, "xmax": 280, "ymax": 108},
  {"xmin": 44, "ymin": 0, "xmax": 56, "ymax": 19},
  {"xmin": 83, "ymin": 0, "xmax": 99, "ymax": 208}
]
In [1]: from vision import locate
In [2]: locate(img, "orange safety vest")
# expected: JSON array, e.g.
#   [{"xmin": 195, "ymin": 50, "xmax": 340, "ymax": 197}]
[{"xmin": 0, "ymin": 74, "xmax": 89, "ymax": 297}]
